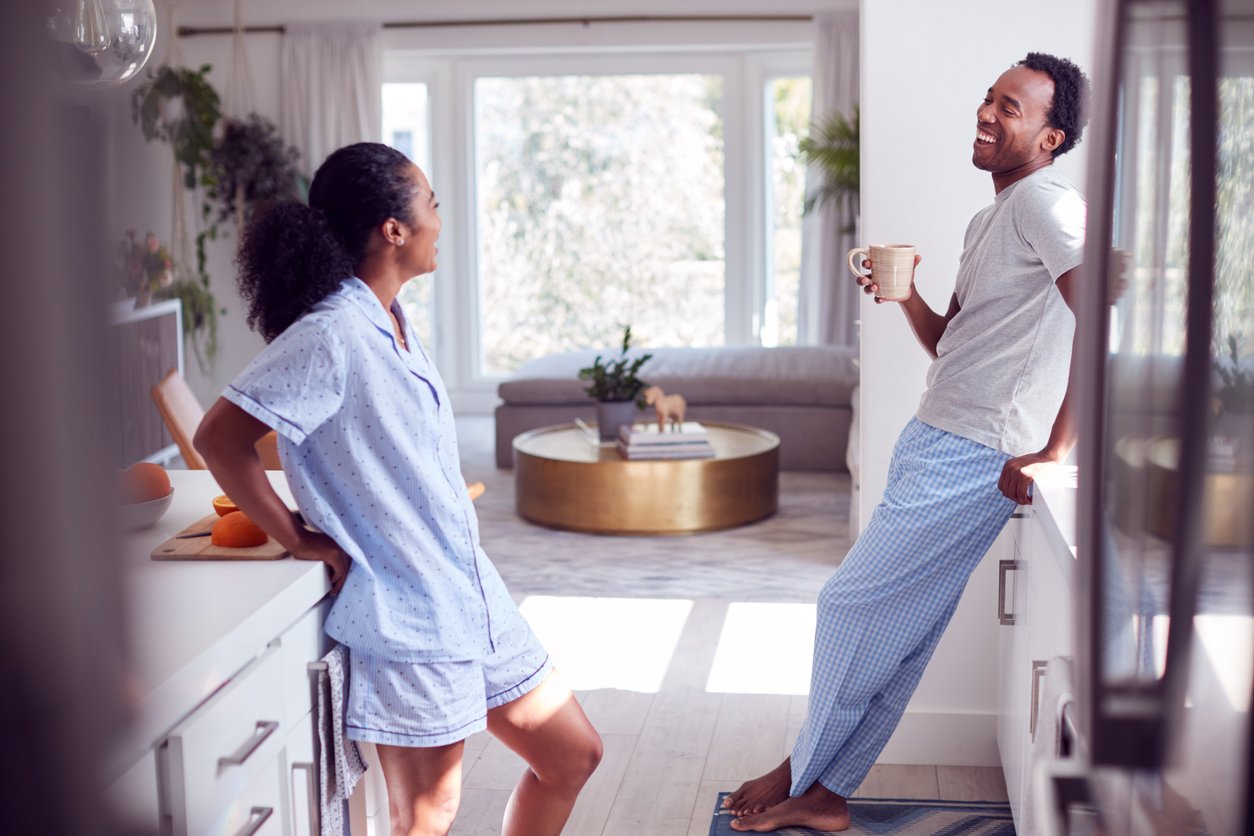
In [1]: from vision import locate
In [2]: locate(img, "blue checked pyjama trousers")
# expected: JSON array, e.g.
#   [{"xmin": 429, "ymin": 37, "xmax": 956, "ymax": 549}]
[{"xmin": 789, "ymin": 417, "xmax": 1017, "ymax": 798}]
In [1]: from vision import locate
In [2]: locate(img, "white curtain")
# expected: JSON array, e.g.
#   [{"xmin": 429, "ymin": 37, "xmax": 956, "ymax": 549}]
[
  {"xmin": 281, "ymin": 22, "xmax": 383, "ymax": 177},
  {"xmin": 798, "ymin": 11, "xmax": 860, "ymax": 347}
]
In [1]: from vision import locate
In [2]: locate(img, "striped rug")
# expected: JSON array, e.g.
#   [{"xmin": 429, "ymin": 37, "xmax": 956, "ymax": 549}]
[{"xmin": 710, "ymin": 793, "xmax": 1016, "ymax": 835}]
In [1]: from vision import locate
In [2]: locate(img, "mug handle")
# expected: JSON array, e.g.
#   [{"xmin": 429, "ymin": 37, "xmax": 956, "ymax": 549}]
[{"xmin": 846, "ymin": 247, "xmax": 871, "ymax": 279}]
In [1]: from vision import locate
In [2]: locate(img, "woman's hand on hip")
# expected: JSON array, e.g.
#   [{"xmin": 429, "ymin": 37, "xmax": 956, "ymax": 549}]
[{"xmin": 293, "ymin": 531, "xmax": 351, "ymax": 594}]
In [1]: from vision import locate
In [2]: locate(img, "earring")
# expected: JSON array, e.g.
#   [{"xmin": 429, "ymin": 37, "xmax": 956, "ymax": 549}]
[{"xmin": 397, "ymin": 239, "xmax": 405, "ymax": 247}]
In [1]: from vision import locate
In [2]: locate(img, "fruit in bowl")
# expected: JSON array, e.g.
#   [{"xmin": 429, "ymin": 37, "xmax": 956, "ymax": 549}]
[
  {"xmin": 120, "ymin": 461, "xmax": 171, "ymax": 504},
  {"xmin": 118, "ymin": 462, "xmax": 174, "ymax": 531}
]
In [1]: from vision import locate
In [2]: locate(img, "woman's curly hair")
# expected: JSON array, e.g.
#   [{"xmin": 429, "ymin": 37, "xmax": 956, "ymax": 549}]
[
  {"xmin": 236, "ymin": 142, "xmax": 417, "ymax": 342},
  {"xmin": 1018, "ymin": 52, "xmax": 1091, "ymax": 158}
]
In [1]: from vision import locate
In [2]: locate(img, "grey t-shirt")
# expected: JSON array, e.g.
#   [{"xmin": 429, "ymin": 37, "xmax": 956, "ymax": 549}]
[{"xmin": 917, "ymin": 165, "xmax": 1086, "ymax": 456}]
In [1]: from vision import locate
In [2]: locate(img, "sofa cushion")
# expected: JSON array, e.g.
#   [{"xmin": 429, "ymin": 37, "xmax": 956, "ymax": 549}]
[{"xmin": 498, "ymin": 345, "xmax": 858, "ymax": 406}]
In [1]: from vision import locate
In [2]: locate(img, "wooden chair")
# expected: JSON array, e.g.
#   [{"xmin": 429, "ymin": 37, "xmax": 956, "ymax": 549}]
[
  {"xmin": 150, "ymin": 369, "xmax": 486, "ymax": 501},
  {"xmin": 150, "ymin": 369, "xmax": 282, "ymax": 470}
]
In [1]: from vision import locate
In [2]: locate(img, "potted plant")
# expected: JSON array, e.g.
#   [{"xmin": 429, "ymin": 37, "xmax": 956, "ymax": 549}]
[
  {"xmin": 578, "ymin": 326, "xmax": 653, "ymax": 441},
  {"xmin": 798, "ymin": 105, "xmax": 860, "ymax": 231},
  {"xmin": 117, "ymin": 230, "xmax": 174, "ymax": 307}
]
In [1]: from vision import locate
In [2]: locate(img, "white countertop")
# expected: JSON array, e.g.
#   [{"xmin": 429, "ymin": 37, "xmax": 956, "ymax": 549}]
[
  {"xmin": 112, "ymin": 470, "xmax": 329, "ymax": 774},
  {"xmin": 1032, "ymin": 464, "xmax": 1079, "ymax": 583}
]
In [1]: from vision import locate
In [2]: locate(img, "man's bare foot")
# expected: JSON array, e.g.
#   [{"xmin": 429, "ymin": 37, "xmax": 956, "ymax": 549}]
[
  {"xmin": 729, "ymin": 781, "xmax": 850, "ymax": 833},
  {"xmin": 721, "ymin": 759, "xmax": 792, "ymax": 816}
]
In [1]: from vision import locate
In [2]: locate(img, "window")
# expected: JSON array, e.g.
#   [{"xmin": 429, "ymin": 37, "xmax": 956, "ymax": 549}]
[
  {"xmin": 383, "ymin": 82, "xmax": 435, "ymax": 357},
  {"xmin": 384, "ymin": 42, "xmax": 812, "ymax": 399},
  {"xmin": 764, "ymin": 76, "xmax": 811, "ymax": 347},
  {"xmin": 475, "ymin": 72, "xmax": 726, "ymax": 375}
]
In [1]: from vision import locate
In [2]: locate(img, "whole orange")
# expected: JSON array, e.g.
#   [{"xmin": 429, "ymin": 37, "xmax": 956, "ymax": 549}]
[
  {"xmin": 211, "ymin": 511, "xmax": 269, "ymax": 548},
  {"xmin": 120, "ymin": 462, "xmax": 172, "ymax": 504},
  {"xmin": 212, "ymin": 495, "xmax": 239, "ymax": 516}
]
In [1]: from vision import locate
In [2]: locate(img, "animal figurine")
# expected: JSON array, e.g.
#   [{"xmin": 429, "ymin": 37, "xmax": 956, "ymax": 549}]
[
  {"xmin": 642, "ymin": 386, "xmax": 667, "ymax": 431},
  {"xmin": 643, "ymin": 386, "xmax": 688, "ymax": 431},
  {"xmin": 642, "ymin": 386, "xmax": 672, "ymax": 432},
  {"xmin": 657, "ymin": 394, "xmax": 687, "ymax": 431}
]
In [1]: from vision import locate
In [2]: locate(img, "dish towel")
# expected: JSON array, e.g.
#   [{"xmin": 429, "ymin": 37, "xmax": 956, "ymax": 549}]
[
  {"xmin": 1022, "ymin": 655, "xmax": 1076, "ymax": 836},
  {"xmin": 316, "ymin": 644, "xmax": 368, "ymax": 836}
]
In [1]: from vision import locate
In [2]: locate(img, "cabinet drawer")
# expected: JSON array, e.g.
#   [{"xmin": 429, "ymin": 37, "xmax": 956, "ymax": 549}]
[
  {"xmin": 213, "ymin": 758, "xmax": 284, "ymax": 836},
  {"xmin": 277, "ymin": 601, "xmax": 328, "ymax": 729},
  {"xmin": 165, "ymin": 645, "xmax": 286, "ymax": 835},
  {"xmin": 284, "ymin": 710, "xmax": 319, "ymax": 836}
]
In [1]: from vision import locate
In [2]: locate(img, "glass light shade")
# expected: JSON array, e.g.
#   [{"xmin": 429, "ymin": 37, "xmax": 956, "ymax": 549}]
[{"xmin": 46, "ymin": 0, "xmax": 158, "ymax": 87}]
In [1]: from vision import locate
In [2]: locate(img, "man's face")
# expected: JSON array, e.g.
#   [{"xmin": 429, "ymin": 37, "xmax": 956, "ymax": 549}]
[{"xmin": 973, "ymin": 65, "xmax": 1060, "ymax": 172}]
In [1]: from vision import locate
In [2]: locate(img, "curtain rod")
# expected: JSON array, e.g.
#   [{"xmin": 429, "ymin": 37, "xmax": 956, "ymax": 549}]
[{"xmin": 176, "ymin": 14, "xmax": 814, "ymax": 38}]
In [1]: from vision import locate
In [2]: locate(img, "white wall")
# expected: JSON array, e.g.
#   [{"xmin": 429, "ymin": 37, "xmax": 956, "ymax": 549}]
[{"xmin": 858, "ymin": 0, "xmax": 1096, "ymax": 764}]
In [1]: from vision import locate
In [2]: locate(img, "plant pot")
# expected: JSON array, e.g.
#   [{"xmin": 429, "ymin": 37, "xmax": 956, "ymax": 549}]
[{"xmin": 596, "ymin": 400, "xmax": 639, "ymax": 442}]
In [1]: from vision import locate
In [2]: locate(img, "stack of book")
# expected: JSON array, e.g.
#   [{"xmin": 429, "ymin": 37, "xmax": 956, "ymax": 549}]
[{"xmin": 617, "ymin": 422, "xmax": 715, "ymax": 460}]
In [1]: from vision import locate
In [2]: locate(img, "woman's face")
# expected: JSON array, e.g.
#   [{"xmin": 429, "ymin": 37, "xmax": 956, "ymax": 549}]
[{"xmin": 401, "ymin": 164, "xmax": 441, "ymax": 276}]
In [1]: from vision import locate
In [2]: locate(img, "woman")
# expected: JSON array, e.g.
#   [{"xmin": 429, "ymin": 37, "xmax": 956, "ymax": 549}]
[{"xmin": 194, "ymin": 142, "xmax": 602, "ymax": 836}]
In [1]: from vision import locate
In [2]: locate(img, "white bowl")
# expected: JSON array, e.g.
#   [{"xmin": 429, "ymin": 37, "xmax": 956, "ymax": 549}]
[{"xmin": 120, "ymin": 487, "xmax": 174, "ymax": 531}]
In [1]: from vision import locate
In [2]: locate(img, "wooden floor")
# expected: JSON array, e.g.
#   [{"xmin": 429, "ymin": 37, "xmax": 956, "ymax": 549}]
[
  {"xmin": 445, "ymin": 417, "xmax": 1007, "ymax": 834},
  {"xmin": 449, "ymin": 601, "xmax": 1006, "ymax": 835}
]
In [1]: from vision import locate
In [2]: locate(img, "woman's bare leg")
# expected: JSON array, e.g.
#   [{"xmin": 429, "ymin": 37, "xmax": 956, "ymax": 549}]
[
  {"xmin": 487, "ymin": 671, "xmax": 603, "ymax": 836},
  {"xmin": 375, "ymin": 741, "xmax": 465, "ymax": 836}
]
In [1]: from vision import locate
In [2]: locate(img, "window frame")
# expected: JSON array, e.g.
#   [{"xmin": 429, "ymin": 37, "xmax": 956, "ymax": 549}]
[{"xmin": 384, "ymin": 42, "xmax": 812, "ymax": 411}]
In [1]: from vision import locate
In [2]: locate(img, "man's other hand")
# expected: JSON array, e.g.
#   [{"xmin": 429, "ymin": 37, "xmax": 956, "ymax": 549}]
[{"xmin": 998, "ymin": 451, "xmax": 1060, "ymax": 505}]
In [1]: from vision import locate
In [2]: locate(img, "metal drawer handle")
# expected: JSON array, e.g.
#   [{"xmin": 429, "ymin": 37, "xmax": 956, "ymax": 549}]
[
  {"xmin": 232, "ymin": 806, "xmax": 274, "ymax": 836},
  {"xmin": 997, "ymin": 559, "xmax": 1024, "ymax": 625},
  {"xmin": 219, "ymin": 720, "xmax": 280, "ymax": 769},
  {"xmin": 1030, "ymin": 659, "xmax": 1048, "ymax": 740},
  {"xmin": 292, "ymin": 761, "xmax": 321, "ymax": 835}
]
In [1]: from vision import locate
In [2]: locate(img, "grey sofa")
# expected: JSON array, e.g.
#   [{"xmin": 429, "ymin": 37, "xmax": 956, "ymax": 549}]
[{"xmin": 495, "ymin": 345, "xmax": 859, "ymax": 471}]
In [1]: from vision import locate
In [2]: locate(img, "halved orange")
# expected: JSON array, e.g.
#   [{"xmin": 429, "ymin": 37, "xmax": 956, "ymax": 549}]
[
  {"xmin": 211, "ymin": 511, "xmax": 268, "ymax": 548},
  {"xmin": 212, "ymin": 494, "xmax": 239, "ymax": 516}
]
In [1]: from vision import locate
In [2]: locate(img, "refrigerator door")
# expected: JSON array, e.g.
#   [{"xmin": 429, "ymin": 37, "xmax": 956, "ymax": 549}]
[{"xmin": 1067, "ymin": 0, "xmax": 1254, "ymax": 833}]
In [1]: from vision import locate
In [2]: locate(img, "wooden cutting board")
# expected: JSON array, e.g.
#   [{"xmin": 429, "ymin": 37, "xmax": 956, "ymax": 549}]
[{"xmin": 151, "ymin": 513, "xmax": 290, "ymax": 561}]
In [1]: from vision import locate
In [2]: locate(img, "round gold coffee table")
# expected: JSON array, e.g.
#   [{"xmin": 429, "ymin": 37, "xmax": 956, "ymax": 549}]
[{"xmin": 513, "ymin": 421, "xmax": 780, "ymax": 534}]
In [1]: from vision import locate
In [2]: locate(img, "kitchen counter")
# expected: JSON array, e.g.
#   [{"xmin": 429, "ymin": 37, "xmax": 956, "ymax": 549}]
[
  {"xmin": 111, "ymin": 469, "xmax": 329, "ymax": 775},
  {"xmin": 1032, "ymin": 464, "xmax": 1079, "ymax": 585}
]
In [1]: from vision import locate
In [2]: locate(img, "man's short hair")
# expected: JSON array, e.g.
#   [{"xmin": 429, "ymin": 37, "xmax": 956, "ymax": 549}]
[{"xmin": 1017, "ymin": 52, "xmax": 1091, "ymax": 158}]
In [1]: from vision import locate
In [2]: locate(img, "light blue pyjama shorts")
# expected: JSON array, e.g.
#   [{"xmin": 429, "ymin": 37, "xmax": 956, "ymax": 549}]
[{"xmin": 344, "ymin": 601, "xmax": 553, "ymax": 748}]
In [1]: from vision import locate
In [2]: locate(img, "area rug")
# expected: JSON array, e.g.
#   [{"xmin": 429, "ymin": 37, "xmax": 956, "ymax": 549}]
[{"xmin": 710, "ymin": 792, "xmax": 1016, "ymax": 835}]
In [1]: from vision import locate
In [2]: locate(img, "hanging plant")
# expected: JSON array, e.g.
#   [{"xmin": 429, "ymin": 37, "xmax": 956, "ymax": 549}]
[
  {"xmin": 206, "ymin": 113, "xmax": 303, "ymax": 227},
  {"xmin": 132, "ymin": 64, "xmax": 222, "ymax": 190},
  {"xmin": 132, "ymin": 63, "xmax": 225, "ymax": 369}
]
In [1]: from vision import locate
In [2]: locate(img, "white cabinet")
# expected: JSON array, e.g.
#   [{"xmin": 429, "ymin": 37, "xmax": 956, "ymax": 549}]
[
  {"xmin": 158, "ymin": 601, "xmax": 329, "ymax": 836},
  {"xmin": 996, "ymin": 515, "xmax": 1030, "ymax": 824},
  {"xmin": 997, "ymin": 492, "xmax": 1076, "ymax": 830},
  {"xmin": 282, "ymin": 709, "xmax": 319, "ymax": 836},
  {"xmin": 110, "ymin": 471, "xmax": 331, "ymax": 836}
]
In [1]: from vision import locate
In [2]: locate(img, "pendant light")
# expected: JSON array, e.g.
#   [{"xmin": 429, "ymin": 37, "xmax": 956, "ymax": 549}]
[{"xmin": 45, "ymin": 0, "xmax": 158, "ymax": 87}]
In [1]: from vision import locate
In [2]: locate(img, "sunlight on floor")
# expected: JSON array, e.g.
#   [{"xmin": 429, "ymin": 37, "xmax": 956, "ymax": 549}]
[
  {"xmin": 705, "ymin": 602, "xmax": 816, "ymax": 695},
  {"xmin": 518, "ymin": 596, "xmax": 693, "ymax": 693}
]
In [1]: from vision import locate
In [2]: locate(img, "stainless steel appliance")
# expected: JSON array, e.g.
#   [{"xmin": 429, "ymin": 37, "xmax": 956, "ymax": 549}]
[{"xmin": 1050, "ymin": 0, "xmax": 1254, "ymax": 833}]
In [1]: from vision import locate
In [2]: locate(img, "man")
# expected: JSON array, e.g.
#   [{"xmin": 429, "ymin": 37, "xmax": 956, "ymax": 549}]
[{"xmin": 724, "ymin": 52, "xmax": 1090, "ymax": 832}]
